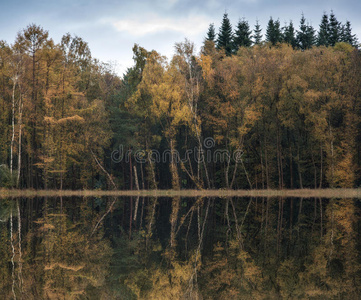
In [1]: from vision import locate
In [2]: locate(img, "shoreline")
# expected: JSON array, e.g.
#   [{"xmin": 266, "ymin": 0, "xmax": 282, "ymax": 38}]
[{"xmin": 1, "ymin": 188, "xmax": 361, "ymax": 198}]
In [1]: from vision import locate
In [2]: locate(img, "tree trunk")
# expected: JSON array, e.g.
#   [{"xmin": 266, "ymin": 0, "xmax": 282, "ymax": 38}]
[
  {"xmin": 229, "ymin": 160, "xmax": 238, "ymax": 189},
  {"xmin": 319, "ymin": 143, "xmax": 323, "ymax": 188},
  {"xmin": 225, "ymin": 153, "xmax": 230, "ymax": 189},
  {"xmin": 264, "ymin": 140, "xmax": 270, "ymax": 189},
  {"xmin": 240, "ymin": 159, "xmax": 252, "ymax": 189},
  {"xmin": 261, "ymin": 142, "xmax": 265, "ymax": 189},
  {"xmin": 146, "ymin": 143, "xmax": 157, "ymax": 189},
  {"xmin": 17, "ymin": 199, "xmax": 23, "ymax": 291},
  {"xmin": 10, "ymin": 79, "xmax": 16, "ymax": 176},
  {"xmin": 146, "ymin": 197, "xmax": 157, "ymax": 249},
  {"xmin": 140, "ymin": 163, "xmax": 144, "ymax": 190},
  {"xmin": 129, "ymin": 197, "xmax": 133, "ymax": 239},
  {"xmin": 169, "ymin": 138, "xmax": 180, "ymax": 190},
  {"xmin": 297, "ymin": 144, "xmax": 303, "ymax": 189},
  {"xmin": 133, "ymin": 165, "xmax": 140, "ymax": 190},
  {"xmin": 170, "ymin": 196, "xmax": 180, "ymax": 249},
  {"xmin": 311, "ymin": 149, "xmax": 317, "ymax": 189},
  {"xmin": 329, "ymin": 124, "xmax": 334, "ymax": 187},
  {"xmin": 17, "ymin": 93, "xmax": 23, "ymax": 188},
  {"xmin": 277, "ymin": 129, "xmax": 281, "ymax": 189},
  {"xmin": 129, "ymin": 149, "xmax": 133, "ymax": 190},
  {"xmin": 10, "ymin": 209, "xmax": 16, "ymax": 299}
]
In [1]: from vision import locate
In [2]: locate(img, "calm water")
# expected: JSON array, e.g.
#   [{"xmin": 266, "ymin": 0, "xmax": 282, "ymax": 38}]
[{"xmin": 0, "ymin": 196, "xmax": 360, "ymax": 299}]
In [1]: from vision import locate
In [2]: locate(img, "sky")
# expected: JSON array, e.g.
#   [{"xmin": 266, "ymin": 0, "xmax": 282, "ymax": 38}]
[{"xmin": 0, "ymin": 0, "xmax": 360, "ymax": 76}]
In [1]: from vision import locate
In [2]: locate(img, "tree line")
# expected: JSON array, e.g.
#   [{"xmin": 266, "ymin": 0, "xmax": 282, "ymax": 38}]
[
  {"xmin": 0, "ymin": 22, "xmax": 360, "ymax": 190},
  {"xmin": 0, "ymin": 24, "xmax": 115, "ymax": 189},
  {"xmin": 207, "ymin": 11, "xmax": 358, "ymax": 56}
]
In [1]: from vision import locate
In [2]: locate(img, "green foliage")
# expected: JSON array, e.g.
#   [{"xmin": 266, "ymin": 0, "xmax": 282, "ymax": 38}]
[
  {"xmin": 233, "ymin": 18, "xmax": 252, "ymax": 51},
  {"xmin": 296, "ymin": 14, "xmax": 316, "ymax": 50},
  {"xmin": 217, "ymin": 13, "xmax": 233, "ymax": 56},
  {"xmin": 0, "ymin": 165, "xmax": 17, "ymax": 188},
  {"xmin": 328, "ymin": 10, "xmax": 341, "ymax": 46},
  {"xmin": 253, "ymin": 20, "xmax": 263, "ymax": 45},
  {"xmin": 266, "ymin": 17, "xmax": 282, "ymax": 45},
  {"xmin": 340, "ymin": 21, "xmax": 358, "ymax": 47},
  {"xmin": 205, "ymin": 23, "xmax": 216, "ymax": 42},
  {"xmin": 283, "ymin": 21, "xmax": 297, "ymax": 48},
  {"xmin": 317, "ymin": 13, "xmax": 330, "ymax": 46}
]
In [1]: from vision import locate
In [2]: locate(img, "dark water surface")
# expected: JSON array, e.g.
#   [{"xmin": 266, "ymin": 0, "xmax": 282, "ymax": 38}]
[{"xmin": 1, "ymin": 196, "xmax": 360, "ymax": 299}]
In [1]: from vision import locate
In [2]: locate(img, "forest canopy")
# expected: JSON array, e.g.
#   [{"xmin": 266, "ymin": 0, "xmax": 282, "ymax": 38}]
[{"xmin": 0, "ymin": 12, "xmax": 360, "ymax": 190}]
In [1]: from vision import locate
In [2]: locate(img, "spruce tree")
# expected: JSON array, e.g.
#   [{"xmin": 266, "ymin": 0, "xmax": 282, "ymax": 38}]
[
  {"xmin": 266, "ymin": 17, "xmax": 282, "ymax": 45},
  {"xmin": 205, "ymin": 23, "xmax": 216, "ymax": 42},
  {"xmin": 297, "ymin": 14, "xmax": 315, "ymax": 50},
  {"xmin": 317, "ymin": 12, "xmax": 329, "ymax": 46},
  {"xmin": 341, "ymin": 21, "xmax": 358, "ymax": 47},
  {"xmin": 217, "ymin": 13, "xmax": 233, "ymax": 56},
  {"xmin": 233, "ymin": 18, "xmax": 252, "ymax": 51},
  {"xmin": 283, "ymin": 21, "xmax": 297, "ymax": 48},
  {"xmin": 328, "ymin": 10, "xmax": 340, "ymax": 46},
  {"xmin": 306, "ymin": 24, "xmax": 316, "ymax": 48},
  {"xmin": 253, "ymin": 20, "xmax": 263, "ymax": 45}
]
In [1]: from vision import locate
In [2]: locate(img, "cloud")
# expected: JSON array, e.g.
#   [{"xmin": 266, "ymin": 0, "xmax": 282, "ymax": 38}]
[{"xmin": 112, "ymin": 14, "xmax": 211, "ymax": 37}]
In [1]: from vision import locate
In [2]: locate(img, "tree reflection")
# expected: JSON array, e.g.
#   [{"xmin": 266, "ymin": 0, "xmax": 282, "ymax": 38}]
[{"xmin": 0, "ymin": 196, "xmax": 360, "ymax": 298}]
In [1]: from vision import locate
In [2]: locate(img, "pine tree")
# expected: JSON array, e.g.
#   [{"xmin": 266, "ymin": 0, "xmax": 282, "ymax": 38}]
[
  {"xmin": 317, "ymin": 12, "xmax": 329, "ymax": 46},
  {"xmin": 328, "ymin": 10, "xmax": 340, "ymax": 46},
  {"xmin": 217, "ymin": 13, "xmax": 233, "ymax": 56},
  {"xmin": 205, "ymin": 23, "xmax": 216, "ymax": 42},
  {"xmin": 341, "ymin": 21, "xmax": 358, "ymax": 47},
  {"xmin": 306, "ymin": 24, "xmax": 316, "ymax": 48},
  {"xmin": 266, "ymin": 17, "xmax": 282, "ymax": 45},
  {"xmin": 283, "ymin": 21, "xmax": 297, "ymax": 48},
  {"xmin": 296, "ymin": 14, "xmax": 315, "ymax": 50},
  {"xmin": 253, "ymin": 20, "xmax": 263, "ymax": 45},
  {"xmin": 233, "ymin": 18, "xmax": 252, "ymax": 51}
]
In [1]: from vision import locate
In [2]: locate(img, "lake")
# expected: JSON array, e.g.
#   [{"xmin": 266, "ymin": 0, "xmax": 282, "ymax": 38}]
[{"xmin": 1, "ymin": 195, "xmax": 360, "ymax": 299}]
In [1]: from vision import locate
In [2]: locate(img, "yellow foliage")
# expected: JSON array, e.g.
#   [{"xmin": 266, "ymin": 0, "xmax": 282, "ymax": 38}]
[
  {"xmin": 199, "ymin": 54, "xmax": 214, "ymax": 81},
  {"xmin": 57, "ymin": 115, "xmax": 85, "ymax": 124},
  {"xmin": 333, "ymin": 152, "xmax": 355, "ymax": 188},
  {"xmin": 44, "ymin": 263, "xmax": 85, "ymax": 272}
]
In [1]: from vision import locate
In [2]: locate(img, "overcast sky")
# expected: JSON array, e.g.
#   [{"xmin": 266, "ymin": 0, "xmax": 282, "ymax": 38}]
[{"xmin": 0, "ymin": 0, "xmax": 360, "ymax": 76}]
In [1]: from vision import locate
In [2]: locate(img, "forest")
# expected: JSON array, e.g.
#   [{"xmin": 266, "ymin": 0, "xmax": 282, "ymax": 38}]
[{"xmin": 0, "ymin": 10, "xmax": 360, "ymax": 190}]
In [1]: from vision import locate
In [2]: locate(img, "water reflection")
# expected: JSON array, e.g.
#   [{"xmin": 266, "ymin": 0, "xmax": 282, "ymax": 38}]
[{"xmin": 0, "ymin": 196, "xmax": 360, "ymax": 299}]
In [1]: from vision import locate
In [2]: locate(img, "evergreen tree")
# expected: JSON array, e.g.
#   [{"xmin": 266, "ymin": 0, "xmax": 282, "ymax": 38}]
[
  {"xmin": 217, "ymin": 13, "xmax": 233, "ymax": 56},
  {"xmin": 317, "ymin": 12, "xmax": 329, "ymax": 46},
  {"xmin": 205, "ymin": 23, "xmax": 216, "ymax": 42},
  {"xmin": 266, "ymin": 17, "xmax": 282, "ymax": 45},
  {"xmin": 253, "ymin": 20, "xmax": 263, "ymax": 45},
  {"xmin": 297, "ymin": 14, "xmax": 315, "ymax": 50},
  {"xmin": 233, "ymin": 18, "xmax": 252, "ymax": 51},
  {"xmin": 306, "ymin": 23, "xmax": 316, "ymax": 48},
  {"xmin": 341, "ymin": 21, "xmax": 358, "ymax": 47},
  {"xmin": 328, "ymin": 10, "xmax": 340, "ymax": 46},
  {"xmin": 283, "ymin": 21, "xmax": 297, "ymax": 48}
]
